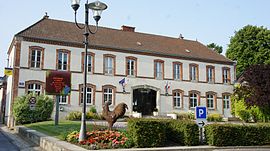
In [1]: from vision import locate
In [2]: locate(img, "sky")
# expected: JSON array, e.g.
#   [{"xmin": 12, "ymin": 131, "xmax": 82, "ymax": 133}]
[{"xmin": 0, "ymin": 0, "xmax": 269, "ymax": 76}]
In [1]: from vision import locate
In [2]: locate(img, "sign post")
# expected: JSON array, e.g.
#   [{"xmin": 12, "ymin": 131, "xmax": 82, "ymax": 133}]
[
  {"xmin": 46, "ymin": 71, "xmax": 71, "ymax": 126},
  {"xmin": 195, "ymin": 106, "xmax": 207, "ymax": 144}
]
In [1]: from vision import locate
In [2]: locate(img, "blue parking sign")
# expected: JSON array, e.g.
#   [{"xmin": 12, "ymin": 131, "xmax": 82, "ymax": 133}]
[{"xmin": 195, "ymin": 106, "xmax": 207, "ymax": 119}]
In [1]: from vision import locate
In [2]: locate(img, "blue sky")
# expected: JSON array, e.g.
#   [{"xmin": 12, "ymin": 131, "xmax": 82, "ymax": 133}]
[{"xmin": 0, "ymin": 0, "xmax": 269, "ymax": 75}]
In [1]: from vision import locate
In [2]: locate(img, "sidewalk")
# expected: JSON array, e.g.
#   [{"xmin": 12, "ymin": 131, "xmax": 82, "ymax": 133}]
[{"xmin": 0, "ymin": 123, "xmax": 40, "ymax": 151}]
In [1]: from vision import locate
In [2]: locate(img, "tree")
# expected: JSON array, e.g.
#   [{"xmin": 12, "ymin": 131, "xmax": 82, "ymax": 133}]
[
  {"xmin": 226, "ymin": 25, "xmax": 270, "ymax": 77},
  {"xmin": 207, "ymin": 43, "xmax": 223, "ymax": 54},
  {"xmin": 233, "ymin": 65, "xmax": 270, "ymax": 122}
]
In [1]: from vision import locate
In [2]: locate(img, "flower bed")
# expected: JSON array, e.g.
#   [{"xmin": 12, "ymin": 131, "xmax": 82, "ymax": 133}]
[{"xmin": 66, "ymin": 130, "xmax": 129, "ymax": 149}]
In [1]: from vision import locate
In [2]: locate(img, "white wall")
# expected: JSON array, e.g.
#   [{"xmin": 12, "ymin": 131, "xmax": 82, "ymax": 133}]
[{"xmin": 15, "ymin": 41, "xmax": 235, "ymax": 118}]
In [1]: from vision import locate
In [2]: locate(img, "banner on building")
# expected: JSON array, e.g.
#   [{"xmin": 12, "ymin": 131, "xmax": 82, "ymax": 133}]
[
  {"xmin": 45, "ymin": 70, "xmax": 71, "ymax": 95},
  {"xmin": 4, "ymin": 68, "xmax": 13, "ymax": 76}
]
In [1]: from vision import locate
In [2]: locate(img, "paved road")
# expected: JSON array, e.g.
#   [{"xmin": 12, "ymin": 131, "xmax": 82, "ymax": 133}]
[{"xmin": 0, "ymin": 129, "xmax": 19, "ymax": 151}]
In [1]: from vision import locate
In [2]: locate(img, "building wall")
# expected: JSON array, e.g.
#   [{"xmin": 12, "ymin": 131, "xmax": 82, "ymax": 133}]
[{"xmin": 15, "ymin": 41, "xmax": 234, "ymax": 118}]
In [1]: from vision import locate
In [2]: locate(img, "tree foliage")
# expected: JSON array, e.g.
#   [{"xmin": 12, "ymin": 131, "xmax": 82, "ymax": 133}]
[
  {"xmin": 207, "ymin": 43, "xmax": 223, "ymax": 54},
  {"xmin": 226, "ymin": 25, "xmax": 270, "ymax": 77},
  {"xmin": 232, "ymin": 65, "xmax": 270, "ymax": 121}
]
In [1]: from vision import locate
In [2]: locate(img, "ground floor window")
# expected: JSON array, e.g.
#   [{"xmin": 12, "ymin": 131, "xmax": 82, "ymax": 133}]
[
  {"xmin": 57, "ymin": 95, "xmax": 68, "ymax": 105},
  {"xmin": 102, "ymin": 85, "xmax": 116, "ymax": 105},
  {"xmin": 223, "ymin": 95, "xmax": 230, "ymax": 109},
  {"xmin": 189, "ymin": 92, "xmax": 199, "ymax": 108},
  {"xmin": 173, "ymin": 89, "xmax": 183, "ymax": 108}
]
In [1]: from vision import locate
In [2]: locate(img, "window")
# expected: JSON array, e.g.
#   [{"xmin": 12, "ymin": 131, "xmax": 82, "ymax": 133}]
[
  {"xmin": 57, "ymin": 49, "xmax": 70, "ymax": 71},
  {"xmin": 189, "ymin": 91, "xmax": 200, "ymax": 108},
  {"xmin": 29, "ymin": 46, "xmax": 44, "ymax": 69},
  {"xmin": 82, "ymin": 52, "xmax": 95, "ymax": 73},
  {"xmin": 206, "ymin": 66, "xmax": 215, "ymax": 83},
  {"xmin": 189, "ymin": 64, "xmax": 199, "ymax": 81},
  {"xmin": 126, "ymin": 57, "xmax": 137, "ymax": 76},
  {"xmin": 207, "ymin": 94, "xmax": 214, "ymax": 109},
  {"xmin": 79, "ymin": 84, "xmax": 95, "ymax": 105},
  {"xmin": 223, "ymin": 95, "xmax": 230, "ymax": 109},
  {"xmin": 25, "ymin": 80, "xmax": 44, "ymax": 95},
  {"xmin": 104, "ymin": 54, "xmax": 115, "ymax": 75},
  {"xmin": 57, "ymin": 95, "xmax": 68, "ymax": 105},
  {"xmin": 154, "ymin": 59, "xmax": 164, "ymax": 79},
  {"xmin": 102, "ymin": 85, "xmax": 116, "ymax": 105},
  {"xmin": 173, "ymin": 62, "xmax": 182, "ymax": 80},
  {"xmin": 222, "ymin": 67, "xmax": 231, "ymax": 84},
  {"xmin": 173, "ymin": 90, "xmax": 183, "ymax": 108},
  {"xmin": 27, "ymin": 83, "xmax": 41, "ymax": 95}
]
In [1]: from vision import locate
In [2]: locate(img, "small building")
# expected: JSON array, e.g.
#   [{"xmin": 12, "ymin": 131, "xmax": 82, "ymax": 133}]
[{"xmin": 4, "ymin": 16, "xmax": 235, "ymax": 127}]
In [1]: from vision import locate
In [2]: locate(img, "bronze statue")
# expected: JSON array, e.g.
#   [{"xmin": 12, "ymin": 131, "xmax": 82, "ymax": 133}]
[{"xmin": 102, "ymin": 102, "xmax": 128, "ymax": 130}]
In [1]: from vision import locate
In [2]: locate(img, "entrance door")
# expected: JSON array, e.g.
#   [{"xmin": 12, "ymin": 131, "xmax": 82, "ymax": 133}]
[{"xmin": 133, "ymin": 88, "xmax": 156, "ymax": 116}]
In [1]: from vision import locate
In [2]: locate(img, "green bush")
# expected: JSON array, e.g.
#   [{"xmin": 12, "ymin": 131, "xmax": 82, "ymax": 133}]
[
  {"xmin": 207, "ymin": 113, "xmax": 223, "ymax": 122},
  {"xmin": 127, "ymin": 119, "xmax": 199, "ymax": 147},
  {"xmin": 174, "ymin": 112, "xmax": 195, "ymax": 120},
  {"xmin": 127, "ymin": 119, "xmax": 167, "ymax": 147},
  {"xmin": 66, "ymin": 110, "xmax": 101, "ymax": 121},
  {"xmin": 238, "ymin": 110, "xmax": 251, "ymax": 122},
  {"xmin": 166, "ymin": 120, "xmax": 199, "ymax": 146},
  {"xmin": 13, "ymin": 94, "xmax": 54, "ymax": 124},
  {"xmin": 65, "ymin": 111, "xmax": 82, "ymax": 120},
  {"xmin": 205, "ymin": 124, "xmax": 270, "ymax": 146},
  {"xmin": 89, "ymin": 106, "xmax": 97, "ymax": 113}
]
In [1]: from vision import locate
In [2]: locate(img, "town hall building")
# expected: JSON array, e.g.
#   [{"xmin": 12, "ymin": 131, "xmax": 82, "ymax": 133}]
[{"xmin": 2, "ymin": 16, "xmax": 235, "ymax": 126}]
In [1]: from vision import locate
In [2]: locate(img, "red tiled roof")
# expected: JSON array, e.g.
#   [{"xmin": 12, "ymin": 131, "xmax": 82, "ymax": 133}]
[{"xmin": 16, "ymin": 17, "xmax": 234, "ymax": 65}]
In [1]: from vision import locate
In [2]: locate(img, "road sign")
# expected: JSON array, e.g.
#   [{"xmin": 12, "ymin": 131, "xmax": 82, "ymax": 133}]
[
  {"xmin": 195, "ymin": 106, "xmax": 207, "ymax": 128},
  {"xmin": 29, "ymin": 97, "xmax": 37, "ymax": 110}
]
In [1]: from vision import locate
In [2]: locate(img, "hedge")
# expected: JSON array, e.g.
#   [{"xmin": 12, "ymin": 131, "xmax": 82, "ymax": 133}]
[
  {"xmin": 205, "ymin": 124, "xmax": 270, "ymax": 146},
  {"xmin": 127, "ymin": 119, "xmax": 199, "ymax": 147},
  {"xmin": 127, "ymin": 119, "xmax": 167, "ymax": 147}
]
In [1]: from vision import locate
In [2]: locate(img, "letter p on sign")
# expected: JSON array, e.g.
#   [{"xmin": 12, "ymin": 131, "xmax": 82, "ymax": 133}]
[{"xmin": 195, "ymin": 106, "xmax": 207, "ymax": 119}]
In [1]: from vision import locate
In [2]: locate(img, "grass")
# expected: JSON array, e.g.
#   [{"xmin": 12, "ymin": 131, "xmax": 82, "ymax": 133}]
[{"xmin": 24, "ymin": 120, "xmax": 103, "ymax": 140}]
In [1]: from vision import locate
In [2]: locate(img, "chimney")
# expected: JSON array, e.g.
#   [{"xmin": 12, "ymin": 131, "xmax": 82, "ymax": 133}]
[
  {"xmin": 121, "ymin": 25, "xmax": 135, "ymax": 32},
  {"xmin": 43, "ymin": 12, "xmax": 49, "ymax": 19},
  {"xmin": 179, "ymin": 34, "xmax": 184, "ymax": 39}
]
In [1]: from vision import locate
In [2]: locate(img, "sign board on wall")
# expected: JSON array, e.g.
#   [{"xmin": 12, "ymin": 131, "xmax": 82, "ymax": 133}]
[{"xmin": 45, "ymin": 70, "xmax": 71, "ymax": 95}]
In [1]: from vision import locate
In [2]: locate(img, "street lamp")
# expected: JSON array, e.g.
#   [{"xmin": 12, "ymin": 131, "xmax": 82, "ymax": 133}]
[{"xmin": 71, "ymin": 0, "xmax": 107, "ymax": 141}]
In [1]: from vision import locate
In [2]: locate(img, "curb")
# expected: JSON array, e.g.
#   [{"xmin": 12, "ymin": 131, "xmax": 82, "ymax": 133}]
[
  {"xmin": 16, "ymin": 126, "xmax": 88, "ymax": 151},
  {"xmin": 16, "ymin": 126, "xmax": 270, "ymax": 151}
]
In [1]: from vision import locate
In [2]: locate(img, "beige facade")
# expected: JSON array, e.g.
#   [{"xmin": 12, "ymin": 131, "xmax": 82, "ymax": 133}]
[{"xmin": 4, "ymin": 18, "xmax": 235, "ymax": 125}]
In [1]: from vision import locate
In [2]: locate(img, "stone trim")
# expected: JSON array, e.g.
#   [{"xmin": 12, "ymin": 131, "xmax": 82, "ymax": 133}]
[
  {"xmin": 189, "ymin": 63, "xmax": 199, "ymax": 82},
  {"xmin": 205, "ymin": 91, "xmax": 217, "ymax": 111},
  {"xmin": 222, "ymin": 67, "xmax": 231, "ymax": 84},
  {"xmin": 172, "ymin": 61, "xmax": 183, "ymax": 81},
  {"xmin": 206, "ymin": 65, "xmax": 215, "ymax": 83},
  {"xmin": 125, "ymin": 56, "xmax": 137, "ymax": 77},
  {"xmin": 154, "ymin": 59, "xmax": 164, "ymax": 80}
]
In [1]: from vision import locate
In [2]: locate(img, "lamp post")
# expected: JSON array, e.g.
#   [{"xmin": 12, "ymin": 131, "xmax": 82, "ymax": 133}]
[{"xmin": 71, "ymin": 0, "xmax": 107, "ymax": 141}]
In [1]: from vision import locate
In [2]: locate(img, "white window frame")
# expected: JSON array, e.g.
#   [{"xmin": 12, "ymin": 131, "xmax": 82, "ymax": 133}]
[
  {"xmin": 207, "ymin": 67, "xmax": 214, "ymax": 83},
  {"xmin": 155, "ymin": 62, "xmax": 163, "ymax": 79},
  {"xmin": 191, "ymin": 65, "xmax": 197, "ymax": 81},
  {"xmin": 223, "ymin": 95, "xmax": 230, "ymax": 109},
  {"xmin": 127, "ymin": 59, "xmax": 135, "ymax": 76},
  {"xmin": 223, "ymin": 69, "xmax": 229, "ymax": 84},
  {"xmin": 173, "ymin": 92, "xmax": 182, "ymax": 108},
  {"xmin": 103, "ymin": 88, "xmax": 113, "ymax": 105},
  {"xmin": 30, "ymin": 49, "xmax": 41, "ymax": 68},
  {"xmin": 105, "ymin": 57, "xmax": 114, "ymax": 75},
  {"xmin": 80, "ymin": 87, "xmax": 93, "ymax": 105},
  {"xmin": 58, "ymin": 95, "xmax": 68, "ymax": 105},
  {"xmin": 87, "ymin": 55, "xmax": 93, "ymax": 73},
  {"xmin": 27, "ymin": 83, "xmax": 41, "ymax": 95},
  {"xmin": 189, "ymin": 93, "xmax": 198, "ymax": 108},
  {"xmin": 58, "ymin": 51, "xmax": 68, "ymax": 71},
  {"xmin": 174, "ymin": 64, "xmax": 181, "ymax": 80},
  {"xmin": 207, "ymin": 94, "xmax": 214, "ymax": 109}
]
